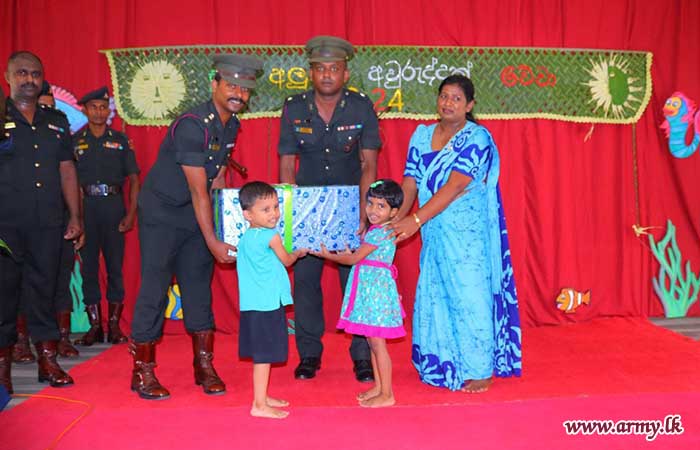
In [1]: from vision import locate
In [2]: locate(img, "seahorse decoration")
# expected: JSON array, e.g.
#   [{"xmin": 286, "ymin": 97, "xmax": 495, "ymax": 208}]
[{"xmin": 660, "ymin": 92, "xmax": 700, "ymax": 158}]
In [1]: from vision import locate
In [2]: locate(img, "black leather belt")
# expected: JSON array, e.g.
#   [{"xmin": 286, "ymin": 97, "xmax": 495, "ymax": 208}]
[{"xmin": 83, "ymin": 184, "xmax": 121, "ymax": 196}]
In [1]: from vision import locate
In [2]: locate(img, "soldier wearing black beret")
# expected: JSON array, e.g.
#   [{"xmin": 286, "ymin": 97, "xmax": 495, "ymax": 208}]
[
  {"xmin": 38, "ymin": 80, "xmax": 54, "ymax": 107},
  {"xmin": 278, "ymin": 36, "xmax": 380, "ymax": 383},
  {"xmin": 70, "ymin": 86, "xmax": 140, "ymax": 351},
  {"xmin": 39, "ymin": 81, "xmax": 82, "ymax": 359},
  {"xmin": 129, "ymin": 53, "xmax": 262, "ymax": 400},
  {"xmin": 0, "ymin": 51, "xmax": 82, "ymax": 394}
]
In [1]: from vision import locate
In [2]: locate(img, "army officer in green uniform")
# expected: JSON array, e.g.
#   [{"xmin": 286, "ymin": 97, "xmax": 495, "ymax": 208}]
[
  {"xmin": 72, "ymin": 86, "xmax": 140, "ymax": 348},
  {"xmin": 278, "ymin": 36, "xmax": 381, "ymax": 383},
  {"xmin": 129, "ymin": 54, "xmax": 262, "ymax": 400}
]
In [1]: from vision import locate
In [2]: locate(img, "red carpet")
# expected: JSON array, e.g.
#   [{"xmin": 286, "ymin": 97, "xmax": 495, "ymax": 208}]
[{"xmin": 2, "ymin": 317, "xmax": 700, "ymax": 449}]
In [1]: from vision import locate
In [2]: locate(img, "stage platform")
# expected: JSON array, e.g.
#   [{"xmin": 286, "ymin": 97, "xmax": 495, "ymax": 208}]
[{"xmin": 1, "ymin": 317, "xmax": 699, "ymax": 449}]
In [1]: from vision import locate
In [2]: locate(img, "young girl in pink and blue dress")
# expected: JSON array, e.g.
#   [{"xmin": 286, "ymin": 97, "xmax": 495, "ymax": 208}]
[{"xmin": 313, "ymin": 179, "xmax": 405, "ymax": 408}]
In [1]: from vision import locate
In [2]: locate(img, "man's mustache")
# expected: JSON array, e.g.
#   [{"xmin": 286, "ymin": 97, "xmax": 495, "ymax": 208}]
[
  {"xmin": 21, "ymin": 82, "xmax": 38, "ymax": 89},
  {"xmin": 227, "ymin": 97, "xmax": 247, "ymax": 105}
]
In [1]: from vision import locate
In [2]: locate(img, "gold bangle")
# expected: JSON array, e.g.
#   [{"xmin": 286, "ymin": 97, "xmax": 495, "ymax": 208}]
[{"xmin": 413, "ymin": 213, "xmax": 422, "ymax": 228}]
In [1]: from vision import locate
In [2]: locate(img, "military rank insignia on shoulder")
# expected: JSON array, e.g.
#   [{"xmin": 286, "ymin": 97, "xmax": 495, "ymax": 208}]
[
  {"xmin": 345, "ymin": 89, "xmax": 370, "ymax": 101},
  {"xmin": 203, "ymin": 112, "xmax": 215, "ymax": 124},
  {"xmin": 284, "ymin": 93, "xmax": 306, "ymax": 106}
]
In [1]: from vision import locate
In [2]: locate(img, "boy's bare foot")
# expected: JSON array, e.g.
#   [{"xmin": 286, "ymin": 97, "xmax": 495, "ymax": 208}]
[
  {"xmin": 266, "ymin": 396, "xmax": 289, "ymax": 407},
  {"xmin": 251, "ymin": 403, "xmax": 289, "ymax": 419},
  {"xmin": 460, "ymin": 378, "xmax": 492, "ymax": 393},
  {"xmin": 356, "ymin": 386, "xmax": 381, "ymax": 401},
  {"xmin": 359, "ymin": 393, "xmax": 395, "ymax": 408}
]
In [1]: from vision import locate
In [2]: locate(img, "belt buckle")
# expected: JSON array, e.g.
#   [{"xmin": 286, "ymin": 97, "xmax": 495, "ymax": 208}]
[{"xmin": 87, "ymin": 184, "xmax": 108, "ymax": 196}]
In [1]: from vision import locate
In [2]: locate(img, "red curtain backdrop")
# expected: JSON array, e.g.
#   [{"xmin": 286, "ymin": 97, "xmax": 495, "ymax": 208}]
[{"xmin": 2, "ymin": 0, "xmax": 699, "ymax": 334}]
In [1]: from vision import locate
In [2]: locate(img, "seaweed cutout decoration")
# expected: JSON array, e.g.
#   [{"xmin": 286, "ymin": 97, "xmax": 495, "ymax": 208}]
[
  {"xmin": 0, "ymin": 238, "xmax": 11, "ymax": 256},
  {"xmin": 649, "ymin": 220, "xmax": 700, "ymax": 317}
]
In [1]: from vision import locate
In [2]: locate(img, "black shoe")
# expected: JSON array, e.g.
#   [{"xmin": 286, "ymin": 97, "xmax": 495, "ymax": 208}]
[
  {"xmin": 294, "ymin": 357, "xmax": 321, "ymax": 380},
  {"xmin": 353, "ymin": 359, "xmax": 374, "ymax": 383}
]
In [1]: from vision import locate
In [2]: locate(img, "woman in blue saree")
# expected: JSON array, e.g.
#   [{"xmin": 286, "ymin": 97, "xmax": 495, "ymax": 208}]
[{"xmin": 390, "ymin": 75, "xmax": 521, "ymax": 392}]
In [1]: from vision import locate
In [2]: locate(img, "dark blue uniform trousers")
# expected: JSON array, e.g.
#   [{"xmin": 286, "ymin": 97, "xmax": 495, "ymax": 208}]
[
  {"xmin": 0, "ymin": 226, "xmax": 63, "ymax": 347},
  {"xmin": 54, "ymin": 229, "xmax": 75, "ymax": 312},
  {"xmin": 130, "ymin": 222, "xmax": 214, "ymax": 343},
  {"xmin": 80, "ymin": 196, "xmax": 126, "ymax": 305},
  {"xmin": 293, "ymin": 254, "xmax": 370, "ymax": 361}
]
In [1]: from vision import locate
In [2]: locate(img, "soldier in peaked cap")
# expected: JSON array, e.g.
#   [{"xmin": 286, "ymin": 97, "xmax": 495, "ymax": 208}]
[
  {"xmin": 278, "ymin": 36, "xmax": 380, "ymax": 384},
  {"xmin": 70, "ymin": 86, "xmax": 140, "ymax": 351},
  {"xmin": 129, "ymin": 53, "xmax": 262, "ymax": 400},
  {"xmin": 1, "ymin": 51, "xmax": 82, "ymax": 394}
]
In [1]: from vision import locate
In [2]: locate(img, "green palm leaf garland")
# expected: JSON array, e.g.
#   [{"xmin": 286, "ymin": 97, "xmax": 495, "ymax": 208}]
[
  {"xmin": 102, "ymin": 45, "xmax": 652, "ymax": 125},
  {"xmin": 649, "ymin": 220, "xmax": 700, "ymax": 317}
]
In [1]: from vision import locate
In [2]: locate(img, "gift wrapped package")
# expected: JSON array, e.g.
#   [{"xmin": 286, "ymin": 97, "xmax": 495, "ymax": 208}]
[{"xmin": 213, "ymin": 185, "xmax": 360, "ymax": 252}]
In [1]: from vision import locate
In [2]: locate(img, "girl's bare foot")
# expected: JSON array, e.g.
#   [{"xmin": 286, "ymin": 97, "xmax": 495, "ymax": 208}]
[
  {"xmin": 266, "ymin": 396, "xmax": 289, "ymax": 407},
  {"xmin": 359, "ymin": 393, "xmax": 395, "ymax": 408},
  {"xmin": 251, "ymin": 403, "xmax": 289, "ymax": 419},
  {"xmin": 460, "ymin": 378, "xmax": 492, "ymax": 393},
  {"xmin": 356, "ymin": 386, "xmax": 381, "ymax": 401}
]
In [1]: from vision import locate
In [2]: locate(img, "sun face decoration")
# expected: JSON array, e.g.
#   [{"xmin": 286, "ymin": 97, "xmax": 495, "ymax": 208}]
[
  {"xmin": 583, "ymin": 54, "xmax": 643, "ymax": 119},
  {"xmin": 129, "ymin": 60, "xmax": 186, "ymax": 120}
]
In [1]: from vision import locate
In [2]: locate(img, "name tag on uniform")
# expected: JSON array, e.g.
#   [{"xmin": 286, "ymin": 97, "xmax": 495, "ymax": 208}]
[
  {"xmin": 294, "ymin": 127, "xmax": 313, "ymax": 134},
  {"xmin": 4, "ymin": 122, "xmax": 16, "ymax": 129},
  {"xmin": 225, "ymin": 143, "xmax": 235, "ymax": 149},
  {"xmin": 48, "ymin": 123, "xmax": 65, "ymax": 133},
  {"xmin": 337, "ymin": 124, "xmax": 363, "ymax": 132},
  {"xmin": 104, "ymin": 141, "xmax": 123, "ymax": 150},
  {"xmin": 75, "ymin": 144, "xmax": 89, "ymax": 150}
]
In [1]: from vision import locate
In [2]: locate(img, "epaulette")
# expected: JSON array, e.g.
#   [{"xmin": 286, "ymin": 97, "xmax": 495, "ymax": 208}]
[
  {"xmin": 106, "ymin": 127, "xmax": 129, "ymax": 141},
  {"xmin": 42, "ymin": 104, "xmax": 68, "ymax": 120},
  {"xmin": 202, "ymin": 112, "xmax": 216, "ymax": 125},
  {"xmin": 345, "ymin": 89, "xmax": 370, "ymax": 102},
  {"xmin": 284, "ymin": 92, "xmax": 307, "ymax": 106}
]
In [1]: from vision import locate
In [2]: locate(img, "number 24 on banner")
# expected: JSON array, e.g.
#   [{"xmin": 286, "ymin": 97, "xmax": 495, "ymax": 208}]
[{"xmin": 348, "ymin": 86, "xmax": 404, "ymax": 113}]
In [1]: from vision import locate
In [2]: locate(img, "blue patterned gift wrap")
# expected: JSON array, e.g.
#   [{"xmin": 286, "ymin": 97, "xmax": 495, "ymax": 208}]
[{"xmin": 213, "ymin": 185, "xmax": 360, "ymax": 252}]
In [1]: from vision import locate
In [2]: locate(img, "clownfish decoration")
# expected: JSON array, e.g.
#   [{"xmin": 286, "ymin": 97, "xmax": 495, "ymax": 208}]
[
  {"xmin": 660, "ymin": 92, "xmax": 700, "ymax": 158},
  {"xmin": 556, "ymin": 288, "xmax": 591, "ymax": 314}
]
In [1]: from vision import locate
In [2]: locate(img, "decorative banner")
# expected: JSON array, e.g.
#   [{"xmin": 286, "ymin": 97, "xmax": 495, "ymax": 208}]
[
  {"xmin": 102, "ymin": 45, "xmax": 653, "ymax": 126},
  {"xmin": 649, "ymin": 220, "xmax": 700, "ymax": 318}
]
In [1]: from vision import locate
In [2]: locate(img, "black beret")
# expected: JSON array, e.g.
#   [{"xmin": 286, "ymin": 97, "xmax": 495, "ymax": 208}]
[
  {"xmin": 78, "ymin": 86, "xmax": 109, "ymax": 105},
  {"xmin": 39, "ymin": 80, "xmax": 53, "ymax": 97}
]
